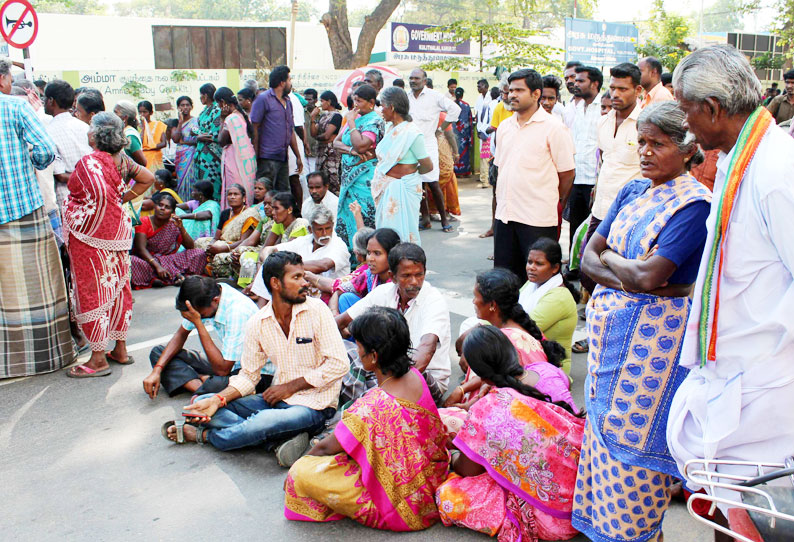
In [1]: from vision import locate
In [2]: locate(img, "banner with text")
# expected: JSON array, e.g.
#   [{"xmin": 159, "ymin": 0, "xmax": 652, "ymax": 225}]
[{"xmin": 564, "ymin": 18, "xmax": 638, "ymax": 67}]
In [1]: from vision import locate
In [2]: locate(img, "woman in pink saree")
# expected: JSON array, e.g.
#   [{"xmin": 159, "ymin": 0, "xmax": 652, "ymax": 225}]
[
  {"xmin": 215, "ymin": 87, "xmax": 256, "ymax": 208},
  {"xmin": 285, "ymin": 307, "xmax": 449, "ymax": 531},
  {"xmin": 436, "ymin": 326, "xmax": 584, "ymax": 541}
]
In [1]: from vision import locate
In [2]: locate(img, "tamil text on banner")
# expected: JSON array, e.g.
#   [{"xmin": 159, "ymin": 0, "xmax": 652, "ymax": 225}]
[{"xmin": 564, "ymin": 18, "xmax": 638, "ymax": 68}]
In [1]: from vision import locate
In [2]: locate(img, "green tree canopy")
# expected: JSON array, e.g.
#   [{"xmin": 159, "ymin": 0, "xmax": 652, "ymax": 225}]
[{"xmin": 636, "ymin": 0, "xmax": 693, "ymax": 70}]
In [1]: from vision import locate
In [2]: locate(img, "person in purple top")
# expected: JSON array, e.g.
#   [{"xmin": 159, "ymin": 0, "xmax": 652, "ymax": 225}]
[{"xmin": 250, "ymin": 65, "xmax": 303, "ymax": 192}]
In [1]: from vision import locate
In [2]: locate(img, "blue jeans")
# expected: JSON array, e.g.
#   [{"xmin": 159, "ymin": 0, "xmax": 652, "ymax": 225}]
[{"xmin": 197, "ymin": 394, "xmax": 334, "ymax": 451}]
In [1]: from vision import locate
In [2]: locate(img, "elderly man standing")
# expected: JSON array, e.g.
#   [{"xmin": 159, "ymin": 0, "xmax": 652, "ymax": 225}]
[
  {"xmin": 363, "ymin": 69, "xmax": 384, "ymax": 95},
  {"xmin": 638, "ymin": 56, "xmax": 674, "ymax": 108},
  {"xmin": 408, "ymin": 68, "xmax": 460, "ymax": 233},
  {"xmin": 0, "ymin": 59, "xmax": 73, "ymax": 377},
  {"xmin": 251, "ymin": 204, "xmax": 349, "ymax": 300},
  {"xmin": 667, "ymin": 45, "xmax": 794, "ymax": 510}
]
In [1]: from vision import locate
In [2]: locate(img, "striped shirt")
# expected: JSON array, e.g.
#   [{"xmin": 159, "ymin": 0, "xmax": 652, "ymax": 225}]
[
  {"xmin": 0, "ymin": 95, "xmax": 55, "ymax": 224},
  {"xmin": 230, "ymin": 297, "xmax": 349, "ymax": 410}
]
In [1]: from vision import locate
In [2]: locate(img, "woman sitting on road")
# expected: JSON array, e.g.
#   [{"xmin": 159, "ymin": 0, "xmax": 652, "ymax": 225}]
[
  {"xmin": 519, "ymin": 238, "xmax": 580, "ymax": 376},
  {"xmin": 194, "ymin": 183, "xmax": 260, "ymax": 277},
  {"xmin": 130, "ymin": 193, "xmax": 207, "ymax": 289},
  {"xmin": 175, "ymin": 181, "xmax": 220, "ymax": 242},
  {"xmin": 445, "ymin": 268, "xmax": 575, "ymax": 413},
  {"xmin": 260, "ymin": 191, "xmax": 309, "ymax": 247},
  {"xmin": 285, "ymin": 307, "xmax": 449, "ymax": 531},
  {"xmin": 140, "ymin": 169, "xmax": 182, "ymax": 217},
  {"xmin": 436, "ymin": 325, "xmax": 584, "ymax": 542}
]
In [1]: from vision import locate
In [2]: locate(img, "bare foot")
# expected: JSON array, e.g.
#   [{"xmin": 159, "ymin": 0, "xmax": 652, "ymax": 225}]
[{"xmin": 479, "ymin": 229, "xmax": 494, "ymax": 238}]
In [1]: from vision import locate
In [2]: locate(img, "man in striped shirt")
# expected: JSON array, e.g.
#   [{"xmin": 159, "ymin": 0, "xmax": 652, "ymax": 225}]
[{"xmin": 173, "ymin": 251, "xmax": 348, "ymax": 467}]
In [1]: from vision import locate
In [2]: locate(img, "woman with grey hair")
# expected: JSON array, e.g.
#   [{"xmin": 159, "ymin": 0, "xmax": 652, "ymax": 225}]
[
  {"xmin": 113, "ymin": 99, "xmax": 147, "ymax": 167},
  {"xmin": 63, "ymin": 112, "xmax": 154, "ymax": 378},
  {"xmin": 371, "ymin": 86, "xmax": 433, "ymax": 245},
  {"xmin": 571, "ymin": 100, "xmax": 713, "ymax": 542}
]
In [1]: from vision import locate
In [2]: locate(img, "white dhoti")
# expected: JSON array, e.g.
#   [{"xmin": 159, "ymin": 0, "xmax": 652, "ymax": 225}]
[{"xmin": 420, "ymin": 135, "xmax": 439, "ymax": 184}]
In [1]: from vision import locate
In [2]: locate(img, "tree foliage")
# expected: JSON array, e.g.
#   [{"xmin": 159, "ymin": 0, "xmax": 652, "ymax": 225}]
[
  {"xmin": 696, "ymin": 0, "xmax": 745, "ymax": 32},
  {"xmin": 33, "ymin": 0, "xmax": 107, "ymax": 15},
  {"xmin": 421, "ymin": 20, "xmax": 562, "ymax": 73},
  {"xmin": 773, "ymin": 0, "xmax": 794, "ymax": 58},
  {"xmin": 112, "ymin": 0, "xmax": 317, "ymax": 21},
  {"xmin": 636, "ymin": 0, "xmax": 692, "ymax": 71}
]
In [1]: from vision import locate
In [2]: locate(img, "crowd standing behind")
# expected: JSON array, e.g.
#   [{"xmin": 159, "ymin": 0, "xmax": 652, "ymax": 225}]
[{"xmin": 1, "ymin": 47, "xmax": 793, "ymax": 541}]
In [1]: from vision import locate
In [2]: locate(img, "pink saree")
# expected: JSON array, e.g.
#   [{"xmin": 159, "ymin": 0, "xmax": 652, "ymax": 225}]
[
  {"xmin": 436, "ymin": 388, "xmax": 584, "ymax": 541},
  {"xmin": 285, "ymin": 368, "xmax": 449, "ymax": 531},
  {"xmin": 221, "ymin": 112, "xmax": 257, "ymax": 208}
]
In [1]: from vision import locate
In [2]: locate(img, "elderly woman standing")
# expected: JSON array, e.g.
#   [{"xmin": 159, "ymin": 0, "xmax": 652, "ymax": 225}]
[
  {"xmin": 64, "ymin": 112, "xmax": 154, "ymax": 377},
  {"xmin": 571, "ymin": 101, "xmax": 712, "ymax": 542},
  {"xmin": 371, "ymin": 86, "xmax": 432, "ymax": 244},
  {"xmin": 138, "ymin": 100, "xmax": 167, "ymax": 171},
  {"xmin": 113, "ymin": 100, "xmax": 147, "ymax": 168},
  {"xmin": 193, "ymin": 83, "xmax": 223, "ymax": 200},
  {"xmin": 333, "ymin": 84, "xmax": 385, "ymax": 254}
]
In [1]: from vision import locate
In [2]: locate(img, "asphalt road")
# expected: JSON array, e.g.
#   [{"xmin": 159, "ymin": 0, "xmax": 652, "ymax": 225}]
[{"xmin": 1, "ymin": 178, "xmax": 714, "ymax": 541}]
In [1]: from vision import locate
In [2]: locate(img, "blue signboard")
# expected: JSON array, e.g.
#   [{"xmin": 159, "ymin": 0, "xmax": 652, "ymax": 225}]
[
  {"xmin": 565, "ymin": 18, "xmax": 638, "ymax": 67},
  {"xmin": 391, "ymin": 22, "xmax": 470, "ymax": 55}
]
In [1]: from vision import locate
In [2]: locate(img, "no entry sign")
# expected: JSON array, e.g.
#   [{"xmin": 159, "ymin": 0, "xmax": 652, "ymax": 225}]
[{"xmin": 0, "ymin": 0, "xmax": 38, "ymax": 50}]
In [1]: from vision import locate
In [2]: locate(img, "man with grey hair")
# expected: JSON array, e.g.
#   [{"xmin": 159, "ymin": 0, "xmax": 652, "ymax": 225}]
[
  {"xmin": 667, "ymin": 44, "xmax": 794, "ymax": 509},
  {"xmin": 0, "ymin": 58, "xmax": 74, "ymax": 377},
  {"xmin": 408, "ymin": 68, "xmax": 460, "ymax": 232},
  {"xmin": 251, "ymin": 204, "xmax": 349, "ymax": 299},
  {"xmin": 363, "ymin": 69, "xmax": 384, "ymax": 94}
]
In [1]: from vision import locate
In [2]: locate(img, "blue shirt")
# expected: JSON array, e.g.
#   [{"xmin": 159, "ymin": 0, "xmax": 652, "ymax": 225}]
[
  {"xmin": 596, "ymin": 178, "xmax": 710, "ymax": 285},
  {"xmin": 249, "ymin": 88, "xmax": 293, "ymax": 162},
  {"xmin": 181, "ymin": 284, "xmax": 269, "ymax": 372},
  {"xmin": 0, "ymin": 95, "xmax": 56, "ymax": 224}
]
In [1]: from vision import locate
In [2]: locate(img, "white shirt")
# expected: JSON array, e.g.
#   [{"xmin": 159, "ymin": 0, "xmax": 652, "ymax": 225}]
[
  {"xmin": 551, "ymin": 102, "xmax": 565, "ymax": 121},
  {"xmin": 408, "ymin": 87, "xmax": 460, "ymax": 183},
  {"xmin": 667, "ymin": 124, "xmax": 794, "ymax": 494},
  {"xmin": 251, "ymin": 233, "xmax": 350, "ymax": 298},
  {"xmin": 288, "ymin": 93, "xmax": 307, "ymax": 176},
  {"xmin": 563, "ymin": 97, "xmax": 580, "ymax": 129},
  {"xmin": 301, "ymin": 191, "xmax": 338, "ymax": 227},
  {"xmin": 592, "ymin": 104, "xmax": 642, "ymax": 220},
  {"xmin": 346, "ymin": 281, "xmax": 451, "ymax": 389},
  {"xmin": 475, "ymin": 92, "xmax": 493, "ymax": 134},
  {"xmin": 571, "ymin": 94, "xmax": 601, "ymax": 185},
  {"xmin": 46, "ymin": 112, "xmax": 91, "ymax": 175}
]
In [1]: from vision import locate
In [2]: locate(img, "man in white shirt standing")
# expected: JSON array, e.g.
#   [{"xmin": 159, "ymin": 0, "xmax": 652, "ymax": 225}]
[
  {"xmin": 567, "ymin": 65, "xmax": 602, "ymax": 252},
  {"xmin": 408, "ymin": 68, "xmax": 461, "ymax": 233},
  {"xmin": 43, "ymin": 79, "xmax": 91, "ymax": 209},
  {"xmin": 474, "ymin": 78, "xmax": 492, "ymax": 188},
  {"xmin": 667, "ymin": 45, "xmax": 794, "ymax": 511},
  {"xmin": 579, "ymin": 62, "xmax": 643, "ymax": 300},
  {"xmin": 300, "ymin": 171, "xmax": 338, "ymax": 227},
  {"xmin": 336, "ymin": 243, "xmax": 451, "ymax": 405},
  {"xmin": 562, "ymin": 60, "xmax": 583, "ymax": 129}
]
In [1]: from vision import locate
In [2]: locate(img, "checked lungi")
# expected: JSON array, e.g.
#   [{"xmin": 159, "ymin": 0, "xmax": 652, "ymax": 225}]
[{"xmin": 0, "ymin": 208, "xmax": 74, "ymax": 378}]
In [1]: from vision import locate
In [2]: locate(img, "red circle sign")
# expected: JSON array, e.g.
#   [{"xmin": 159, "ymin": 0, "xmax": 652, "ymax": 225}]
[{"xmin": 0, "ymin": 0, "xmax": 38, "ymax": 49}]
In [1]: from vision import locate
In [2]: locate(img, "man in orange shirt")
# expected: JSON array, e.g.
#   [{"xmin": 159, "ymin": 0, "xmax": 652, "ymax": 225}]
[
  {"xmin": 638, "ymin": 56, "xmax": 674, "ymax": 108},
  {"xmin": 492, "ymin": 69, "xmax": 575, "ymax": 282}
]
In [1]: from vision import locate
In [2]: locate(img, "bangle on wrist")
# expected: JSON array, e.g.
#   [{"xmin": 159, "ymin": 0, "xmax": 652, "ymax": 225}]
[
  {"xmin": 214, "ymin": 394, "xmax": 227, "ymax": 408},
  {"xmin": 599, "ymin": 249, "xmax": 610, "ymax": 267}
]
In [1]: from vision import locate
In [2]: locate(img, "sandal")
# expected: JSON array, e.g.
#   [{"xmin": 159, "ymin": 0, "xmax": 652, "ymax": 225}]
[
  {"xmin": 478, "ymin": 230, "xmax": 494, "ymax": 239},
  {"xmin": 106, "ymin": 352, "xmax": 135, "ymax": 365},
  {"xmin": 572, "ymin": 339, "xmax": 589, "ymax": 354},
  {"xmin": 441, "ymin": 225, "xmax": 454, "ymax": 233},
  {"xmin": 161, "ymin": 419, "xmax": 186, "ymax": 444},
  {"xmin": 66, "ymin": 364, "xmax": 112, "ymax": 378},
  {"xmin": 418, "ymin": 222, "xmax": 432, "ymax": 231}
]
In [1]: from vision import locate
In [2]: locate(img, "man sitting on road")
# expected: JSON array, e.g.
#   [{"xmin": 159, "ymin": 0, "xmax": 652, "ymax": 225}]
[
  {"xmin": 143, "ymin": 276, "xmax": 265, "ymax": 399},
  {"xmin": 168, "ymin": 252, "xmax": 349, "ymax": 468},
  {"xmin": 335, "ymin": 243, "xmax": 451, "ymax": 405},
  {"xmin": 300, "ymin": 170, "xmax": 338, "ymax": 227},
  {"xmin": 250, "ymin": 204, "xmax": 349, "ymax": 301}
]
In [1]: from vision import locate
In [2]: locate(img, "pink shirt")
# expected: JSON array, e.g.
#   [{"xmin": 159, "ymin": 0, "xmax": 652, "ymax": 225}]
[
  {"xmin": 642, "ymin": 82, "xmax": 674, "ymax": 109},
  {"xmin": 493, "ymin": 106, "xmax": 575, "ymax": 227}
]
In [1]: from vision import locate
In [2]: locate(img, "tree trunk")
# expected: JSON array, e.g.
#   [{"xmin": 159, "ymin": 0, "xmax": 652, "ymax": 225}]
[{"xmin": 322, "ymin": 0, "xmax": 402, "ymax": 69}]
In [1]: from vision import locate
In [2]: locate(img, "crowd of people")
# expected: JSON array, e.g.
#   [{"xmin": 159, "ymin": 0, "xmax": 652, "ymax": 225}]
[{"xmin": 1, "ymin": 42, "xmax": 793, "ymax": 542}]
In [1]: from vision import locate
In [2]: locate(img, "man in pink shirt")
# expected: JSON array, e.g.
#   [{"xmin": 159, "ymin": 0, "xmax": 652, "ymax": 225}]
[
  {"xmin": 638, "ymin": 56, "xmax": 674, "ymax": 109},
  {"xmin": 493, "ymin": 68, "xmax": 576, "ymax": 282}
]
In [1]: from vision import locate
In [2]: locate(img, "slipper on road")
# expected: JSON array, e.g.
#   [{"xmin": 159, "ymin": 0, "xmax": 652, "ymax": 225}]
[
  {"xmin": 161, "ymin": 419, "xmax": 187, "ymax": 444},
  {"xmin": 66, "ymin": 364, "xmax": 112, "ymax": 378}
]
